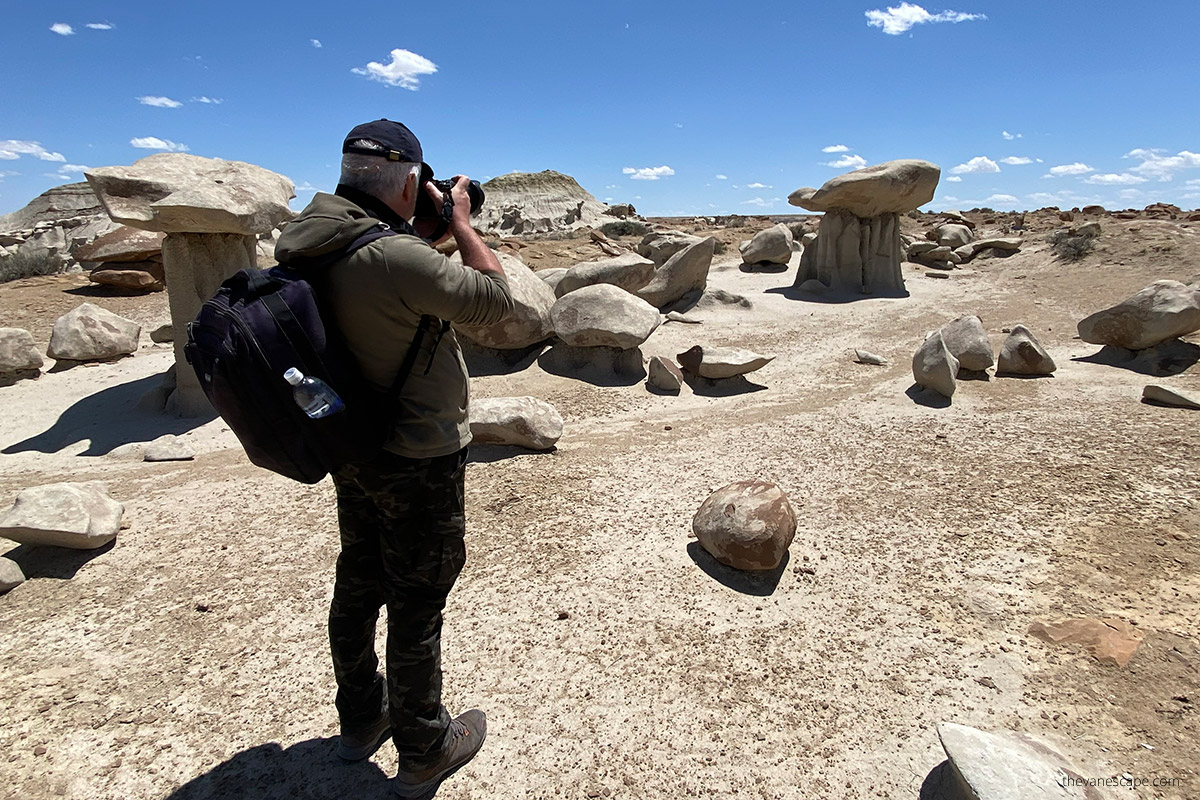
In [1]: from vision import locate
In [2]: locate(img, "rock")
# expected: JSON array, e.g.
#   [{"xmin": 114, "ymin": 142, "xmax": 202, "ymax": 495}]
[
  {"xmin": 1142, "ymin": 384, "xmax": 1200, "ymax": 409},
  {"xmin": 536, "ymin": 268, "xmax": 569, "ymax": 295},
  {"xmin": 800, "ymin": 232, "xmax": 817, "ymax": 249},
  {"xmin": 0, "ymin": 557, "xmax": 25, "ymax": 592},
  {"xmin": 938, "ymin": 210, "xmax": 976, "ymax": 229},
  {"xmin": 738, "ymin": 223, "xmax": 794, "ymax": 265},
  {"xmin": 149, "ymin": 323, "xmax": 173, "ymax": 343},
  {"xmin": 475, "ymin": 171, "xmax": 609, "ymax": 235},
  {"xmin": 925, "ymin": 271, "xmax": 950, "ymax": 279},
  {"xmin": 86, "ymin": 153, "xmax": 294, "ymax": 235},
  {"xmin": 0, "ymin": 328, "xmax": 44, "ymax": 376},
  {"xmin": 88, "ymin": 262, "xmax": 165, "ymax": 292},
  {"xmin": 605, "ymin": 202, "xmax": 637, "ymax": 218},
  {"xmin": 1073, "ymin": 221, "xmax": 1101, "ymax": 239},
  {"xmin": 469, "ymin": 396, "xmax": 563, "ymax": 450},
  {"xmin": 1028, "ymin": 618, "xmax": 1143, "ymax": 667},
  {"xmin": 854, "ymin": 349, "xmax": 888, "ymax": 366},
  {"xmin": 455, "ymin": 252, "xmax": 557, "ymax": 349},
  {"xmin": 539, "ymin": 343, "xmax": 645, "ymax": 378},
  {"xmin": 664, "ymin": 311, "xmax": 702, "ymax": 324},
  {"xmin": 636, "ymin": 237, "xmax": 717, "ymax": 309},
  {"xmin": 795, "ymin": 209, "xmax": 905, "ymax": 294},
  {"xmin": 787, "ymin": 159, "xmax": 940, "ymax": 218},
  {"xmin": 143, "ymin": 435, "xmax": 196, "ymax": 462},
  {"xmin": 939, "ymin": 316, "xmax": 994, "ymax": 371},
  {"xmin": 46, "ymin": 303, "xmax": 141, "ymax": 363},
  {"xmin": 0, "ymin": 482, "xmax": 124, "ymax": 550},
  {"xmin": 907, "ymin": 240, "xmax": 940, "ymax": 258},
  {"xmin": 550, "ymin": 284, "xmax": 661, "ymax": 349},
  {"xmin": 556, "ymin": 253, "xmax": 655, "ymax": 298},
  {"xmin": 937, "ymin": 722, "xmax": 1109, "ymax": 800},
  {"xmin": 934, "ymin": 223, "xmax": 973, "ymax": 249},
  {"xmin": 72, "ymin": 226, "xmax": 165, "ymax": 263},
  {"xmin": 692, "ymin": 481, "xmax": 796, "ymax": 571},
  {"xmin": 1058, "ymin": 210, "xmax": 1074, "ymax": 222},
  {"xmin": 637, "ymin": 230, "xmax": 704, "ymax": 267},
  {"xmin": 920, "ymin": 246, "xmax": 960, "ymax": 264},
  {"xmin": 1077, "ymin": 280, "xmax": 1200, "ymax": 350},
  {"xmin": 677, "ymin": 345, "xmax": 773, "ymax": 379},
  {"xmin": 997, "ymin": 326, "xmax": 1056, "ymax": 375},
  {"xmin": 912, "ymin": 331, "xmax": 958, "ymax": 398},
  {"xmin": 647, "ymin": 356, "xmax": 684, "ymax": 392},
  {"xmin": 957, "ymin": 237, "xmax": 1023, "ymax": 262},
  {"xmin": 1081, "ymin": 204, "xmax": 1106, "ymax": 215}
]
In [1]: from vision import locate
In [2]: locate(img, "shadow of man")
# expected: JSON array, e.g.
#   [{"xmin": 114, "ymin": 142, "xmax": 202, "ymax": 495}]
[{"xmin": 162, "ymin": 738, "xmax": 393, "ymax": 800}]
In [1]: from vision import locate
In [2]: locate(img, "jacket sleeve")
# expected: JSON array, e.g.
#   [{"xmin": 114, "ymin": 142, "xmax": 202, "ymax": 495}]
[{"xmin": 381, "ymin": 237, "xmax": 514, "ymax": 326}]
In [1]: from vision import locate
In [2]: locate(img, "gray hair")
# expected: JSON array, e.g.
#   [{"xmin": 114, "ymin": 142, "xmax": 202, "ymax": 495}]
[{"xmin": 339, "ymin": 139, "xmax": 421, "ymax": 200}]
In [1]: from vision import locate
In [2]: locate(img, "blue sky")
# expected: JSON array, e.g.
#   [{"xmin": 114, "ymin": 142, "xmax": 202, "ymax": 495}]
[{"xmin": 2, "ymin": 1, "xmax": 1198, "ymax": 218}]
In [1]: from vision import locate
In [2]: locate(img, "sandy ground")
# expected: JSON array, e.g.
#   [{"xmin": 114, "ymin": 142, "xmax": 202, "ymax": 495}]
[{"xmin": 0, "ymin": 212, "xmax": 1198, "ymax": 800}]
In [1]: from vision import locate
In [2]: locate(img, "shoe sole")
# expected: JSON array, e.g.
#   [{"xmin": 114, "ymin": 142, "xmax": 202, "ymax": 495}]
[
  {"xmin": 337, "ymin": 723, "xmax": 392, "ymax": 762},
  {"xmin": 392, "ymin": 757, "xmax": 472, "ymax": 800}
]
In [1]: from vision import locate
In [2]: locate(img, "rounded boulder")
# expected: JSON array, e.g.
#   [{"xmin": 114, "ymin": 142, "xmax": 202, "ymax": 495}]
[{"xmin": 693, "ymin": 481, "xmax": 797, "ymax": 571}]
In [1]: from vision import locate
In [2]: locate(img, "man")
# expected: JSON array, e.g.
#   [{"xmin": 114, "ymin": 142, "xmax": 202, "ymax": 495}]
[{"xmin": 274, "ymin": 119, "xmax": 512, "ymax": 798}]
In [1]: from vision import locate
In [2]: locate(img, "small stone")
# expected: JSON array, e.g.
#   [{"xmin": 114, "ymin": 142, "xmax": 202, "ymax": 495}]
[
  {"xmin": 143, "ymin": 435, "xmax": 196, "ymax": 462},
  {"xmin": 924, "ymin": 271, "xmax": 950, "ymax": 279},
  {"xmin": 149, "ymin": 323, "xmax": 173, "ymax": 343},
  {"xmin": 647, "ymin": 356, "xmax": 684, "ymax": 393},
  {"xmin": 676, "ymin": 345, "xmax": 773, "ymax": 379},
  {"xmin": 34, "ymin": 746, "xmax": 47, "ymax": 756},
  {"xmin": 854, "ymin": 349, "xmax": 887, "ymax": 366},
  {"xmin": 692, "ymin": 481, "xmax": 796, "ymax": 571},
  {"xmin": 664, "ymin": 311, "xmax": 702, "ymax": 324},
  {"xmin": 1028, "ymin": 617, "xmax": 1143, "ymax": 666},
  {"xmin": 997, "ymin": 325, "xmax": 1056, "ymax": 375},
  {"xmin": 0, "ymin": 557, "xmax": 26, "ymax": 593},
  {"xmin": 469, "ymin": 396, "xmax": 563, "ymax": 450},
  {"xmin": 556, "ymin": 611, "xmax": 570, "ymax": 620},
  {"xmin": 1142, "ymin": 384, "xmax": 1200, "ymax": 409}
]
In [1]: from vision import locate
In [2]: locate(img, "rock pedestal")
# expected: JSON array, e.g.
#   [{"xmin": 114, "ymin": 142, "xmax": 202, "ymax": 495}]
[{"xmin": 86, "ymin": 154, "xmax": 294, "ymax": 416}]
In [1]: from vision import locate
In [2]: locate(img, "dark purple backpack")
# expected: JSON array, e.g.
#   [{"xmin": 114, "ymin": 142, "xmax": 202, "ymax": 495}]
[{"xmin": 184, "ymin": 225, "xmax": 440, "ymax": 483}]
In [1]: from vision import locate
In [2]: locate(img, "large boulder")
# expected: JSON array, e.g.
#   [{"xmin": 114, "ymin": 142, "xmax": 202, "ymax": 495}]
[
  {"xmin": 939, "ymin": 315, "xmax": 994, "ymax": 371},
  {"xmin": 1077, "ymin": 280, "xmax": 1200, "ymax": 350},
  {"xmin": 932, "ymin": 223, "xmax": 973, "ymax": 249},
  {"xmin": 912, "ymin": 331, "xmax": 958, "ymax": 398},
  {"xmin": 474, "ymin": 171, "xmax": 609, "ymax": 235},
  {"xmin": 0, "ymin": 328, "xmax": 43, "ymax": 377},
  {"xmin": 556, "ymin": 252, "xmax": 655, "ymax": 298},
  {"xmin": 454, "ymin": 252, "xmax": 556, "ymax": 349},
  {"xmin": 637, "ymin": 230, "xmax": 704, "ymax": 267},
  {"xmin": 788, "ymin": 159, "xmax": 940, "ymax": 218},
  {"xmin": 469, "ymin": 396, "xmax": 563, "ymax": 450},
  {"xmin": 72, "ymin": 226, "xmax": 165, "ymax": 263},
  {"xmin": 739, "ymin": 223, "xmax": 794, "ymax": 265},
  {"xmin": 86, "ymin": 153, "xmax": 294, "ymax": 235},
  {"xmin": 551, "ymin": 284, "xmax": 661, "ymax": 349},
  {"xmin": 997, "ymin": 325, "xmax": 1056, "ymax": 375},
  {"xmin": 677, "ymin": 345, "xmax": 773, "ymax": 379},
  {"xmin": 692, "ymin": 481, "xmax": 796, "ymax": 571},
  {"xmin": 636, "ymin": 237, "xmax": 717, "ymax": 309},
  {"xmin": 46, "ymin": 303, "xmax": 141, "ymax": 362},
  {"xmin": 0, "ymin": 482, "xmax": 124, "ymax": 550}
]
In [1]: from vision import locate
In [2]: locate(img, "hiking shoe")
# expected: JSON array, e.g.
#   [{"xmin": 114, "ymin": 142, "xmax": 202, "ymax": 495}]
[
  {"xmin": 392, "ymin": 709, "xmax": 487, "ymax": 799},
  {"xmin": 336, "ymin": 712, "xmax": 392, "ymax": 762}
]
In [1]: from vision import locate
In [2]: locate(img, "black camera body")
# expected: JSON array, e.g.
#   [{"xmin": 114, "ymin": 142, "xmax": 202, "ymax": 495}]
[{"xmin": 414, "ymin": 178, "xmax": 485, "ymax": 221}]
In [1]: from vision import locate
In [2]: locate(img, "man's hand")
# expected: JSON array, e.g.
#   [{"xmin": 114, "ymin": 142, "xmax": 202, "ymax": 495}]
[{"xmin": 425, "ymin": 175, "xmax": 505, "ymax": 279}]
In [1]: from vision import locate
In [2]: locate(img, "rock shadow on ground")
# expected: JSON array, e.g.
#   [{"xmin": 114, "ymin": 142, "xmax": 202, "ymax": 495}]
[
  {"xmin": 160, "ymin": 738, "xmax": 392, "ymax": 800},
  {"xmin": 458, "ymin": 339, "xmax": 548, "ymax": 377},
  {"xmin": 686, "ymin": 541, "xmax": 789, "ymax": 596},
  {"xmin": 1, "ymin": 539, "xmax": 114, "ymax": 581},
  {"xmin": 467, "ymin": 444, "xmax": 557, "ymax": 464},
  {"xmin": 1072, "ymin": 340, "xmax": 1200, "ymax": 377},
  {"xmin": 765, "ymin": 283, "xmax": 911, "ymax": 304},
  {"xmin": 684, "ymin": 373, "xmax": 768, "ymax": 397},
  {"xmin": 2, "ymin": 372, "xmax": 215, "ymax": 457},
  {"xmin": 905, "ymin": 383, "xmax": 952, "ymax": 409}
]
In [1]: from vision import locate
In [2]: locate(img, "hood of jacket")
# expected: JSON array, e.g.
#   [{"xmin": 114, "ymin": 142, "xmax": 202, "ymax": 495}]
[{"xmin": 273, "ymin": 192, "xmax": 386, "ymax": 265}]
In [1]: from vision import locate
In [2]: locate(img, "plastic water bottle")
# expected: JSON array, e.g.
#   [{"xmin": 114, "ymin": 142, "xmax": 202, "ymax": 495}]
[{"xmin": 283, "ymin": 368, "xmax": 345, "ymax": 419}]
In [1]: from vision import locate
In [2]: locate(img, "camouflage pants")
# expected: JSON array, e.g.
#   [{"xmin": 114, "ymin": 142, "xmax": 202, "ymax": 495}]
[{"xmin": 328, "ymin": 446, "xmax": 468, "ymax": 764}]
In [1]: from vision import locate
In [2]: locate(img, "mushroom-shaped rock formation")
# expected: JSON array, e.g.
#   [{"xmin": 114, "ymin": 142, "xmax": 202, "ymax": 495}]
[{"xmin": 789, "ymin": 159, "xmax": 940, "ymax": 295}]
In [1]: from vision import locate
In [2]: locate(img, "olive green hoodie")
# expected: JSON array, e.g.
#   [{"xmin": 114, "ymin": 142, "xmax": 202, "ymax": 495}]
[{"xmin": 275, "ymin": 192, "xmax": 512, "ymax": 459}]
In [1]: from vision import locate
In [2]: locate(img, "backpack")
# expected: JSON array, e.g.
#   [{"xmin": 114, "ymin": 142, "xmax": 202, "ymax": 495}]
[{"xmin": 184, "ymin": 224, "xmax": 443, "ymax": 484}]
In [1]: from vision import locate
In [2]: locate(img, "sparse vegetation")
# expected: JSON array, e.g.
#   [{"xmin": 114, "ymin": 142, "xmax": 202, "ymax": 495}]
[
  {"xmin": 1046, "ymin": 228, "xmax": 1097, "ymax": 261},
  {"xmin": 599, "ymin": 220, "xmax": 651, "ymax": 238},
  {"xmin": 788, "ymin": 223, "xmax": 807, "ymax": 239},
  {"xmin": 0, "ymin": 249, "xmax": 65, "ymax": 283},
  {"xmin": 713, "ymin": 240, "xmax": 727, "ymax": 255}
]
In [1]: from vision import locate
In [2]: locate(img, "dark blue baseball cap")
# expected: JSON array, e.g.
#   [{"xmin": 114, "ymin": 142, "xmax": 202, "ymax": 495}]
[{"xmin": 342, "ymin": 119, "xmax": 433, "ymax": 180}]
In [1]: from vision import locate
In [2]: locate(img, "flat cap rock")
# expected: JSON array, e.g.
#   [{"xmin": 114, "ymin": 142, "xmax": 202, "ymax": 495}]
[
  {"xmin": 693, "ymin": 481, "xmax": 796, "ymax": 571},
  {"xmin": 86, "ymin": 153, "xmax": 294, "ymax": 235},
  {"xmin": 0, "ymin": 481, "xmax": 124, "ymax": 550},
  {"xmin": 72, "ymin": 226, "xmax": 165, "ymax": 263},
  {"xmin": 1077, "ymin": 280, "xmax": 1200, "ymax": 351},
  {"xmin": 788, "ymin": 159, "xmax": 940, "ymax": 218},
  {"xmin": 556, "ymin": 252, "xmax": 654, "ymax": 298},
  {"xmin": 677, "ymin": 345, "xmax": 774, "ymax": 379},
  {"xmin": 470, "ymin": 396, "xmax": 563, "ymax": 450},
  {"xmin": 551, "ymin": 284, "xmax": 661, "ymax": 349}
]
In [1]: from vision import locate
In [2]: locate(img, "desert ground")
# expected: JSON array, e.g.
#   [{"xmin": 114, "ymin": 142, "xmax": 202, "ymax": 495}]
[{"xmin": 0, "ymin": 211, "xmax": 1197, "ymax": 799}]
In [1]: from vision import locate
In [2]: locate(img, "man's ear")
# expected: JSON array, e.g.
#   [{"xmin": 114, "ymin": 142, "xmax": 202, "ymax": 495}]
[{"xmin": 400, "ymin": 168, "xmax": 419, "ymax": 203}]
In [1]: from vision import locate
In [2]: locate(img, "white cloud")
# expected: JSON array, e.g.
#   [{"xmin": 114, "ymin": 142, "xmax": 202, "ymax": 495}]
[
  {"xmin": 715, "ymin": 174, "xmax": 728, "ymax": 180},
  {"xmin": 1046, "ymin": 162, "xmax": 1094, "ymax": 177},
  {"xmin": 985, "ymin": 194, "xmax": 1020, "ymax": 205},
  {"xmin": 48, "ymin": 163, "xmax": 90, "ymax": 180},
  {"xmin": 675, "ymin": 123, "xmax": 684, "ymax": 128},
  {"xmin": 311, "ymin": 39, "xmax": 323, "ymax": 48},
  {"xmin": 1124, "ymin": 148, "xmax": 1200, "ymax": 181},
  {"xmin": 940, "ymin": 196, "xmax": 959, "ymax": 203},
  {"xmin": 50, "ymin": 23, "xmax": 74, "ymax": 36},
  {"xmin": 86, "ymin": 22, "xmax": 115, "ymax": 30},
  {"xmin": 351, "ymin": 48, "xmax": 438, "ymax": 90},
  {"xmin": 623, "ymin": 166, "xmax": 674, "ymax": 181},
  {"xmin": 0, "ymin": 170, "xmax": 20, "ymax": 181},
  {"xmin": 999, "ymin": 156, "xmax": 1032, "ymax": 165},
  {"xmin": 950, "ymin": 156, "xmax": 999, "ymax": 174},
  {"xmin": 822, "ymin": 144, "xmax": 850, "ymax": 153},
  {"xmin": 945, "ymin": 176, "xmax": 962, "ymax": 182},
  {"xmin": 865, "ymin": 3, "xmax": 986, "ymax": 35},
  {"xmin": 1084, "ymin": 172, "xmax": 1148, "ymax": 185},
  {"xmin": 741, "ymin": 197, "xmax": 775, "ymax": 208},
  {"xmin": 130, "ymin": 136, "xmax": 189, "ymax": 152},
  {"xmin": 0, "ymin": 140, "xmax": 66, "ymax": 162},
  {"xmin": 1118, "ymin": 189, "xmax": 1144, "ymax": 200},
  {"xmin": 190, "ymin": 96, "xmax": 223, "ymax": 104},
  {"xmin": 824, "ymin": 154, "xmax": 868, "ymax": 169},
  {"xmin": 138, "ymin": 95, "xmax": 182, "ymax": 108},
  {"xmin": 1002, "ymin": 130, "xmax": 1022, "ymax": 140},
  {"xmin": 604, "ymin": 184, "xmax": 618, "ymax": 189},
  {"xmin": 745, "ymin": 182, "xmax": 773, "ymax": 189},
  {"xmin": 294, "ymin": 181, "xmax": 320, "ymax": 193},
  {"xmin": 1027, "ymin": 192, "xmax": 1061, "ymax": 204}
]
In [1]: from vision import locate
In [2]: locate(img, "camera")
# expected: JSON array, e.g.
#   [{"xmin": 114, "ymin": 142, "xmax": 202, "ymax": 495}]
[{"xmin": 414, "ymin": 177, "xmax": 485, "ymax": 221}]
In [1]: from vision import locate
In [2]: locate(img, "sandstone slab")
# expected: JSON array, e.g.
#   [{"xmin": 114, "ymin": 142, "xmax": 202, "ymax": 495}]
[
  {"xmin": 739, "ymin": 223, "xmax": 794, "ymax": 265},
  {"xmin": 72, "ymin": 226, "xmax": 165, "ymax": 263},
  {"xmin": 144, "ymin": 435, "xmax": 196, "ymax": 462},
  {"xmin": 788, "ymin": 159, "xmax": 940, "ymax": 218},
  {"xmin": 469, "ymin": 396, "xmax": 563, "ymax": 450},
  {"xmin": 556, "ymin": 252, "xmax": 655, "ymax": 298},
  {"xmin": 1142, "ymin": 384, "xmax": 1200, "ymax": 409},
  {"xmin": 551, "ymin": 284, "xmax": 661, "ymax": 349},
  {"xmin": 692, "ymin": 481, "xmax": 796, "ymax": 571},
  {"xmin": 647, "ymin": 356, "xmax": 684, "ymax": 393},
  {"xmin": 0, "ymin": 482, "xmax": 124, "ymax": 550},
  {"xmin": 637, "ymin": 230, "xmax": 704, "ymax": 267},
  {"xmin": 636, "ymin": 237, "xmax": 716, "ymax": 309},
  {"xmin": 47, "ymin": 303, "xmax": 141, "ymax": 362},
  {"xmin": 677, "ymin": 345, "xmax": 773, "ymax": 379}
]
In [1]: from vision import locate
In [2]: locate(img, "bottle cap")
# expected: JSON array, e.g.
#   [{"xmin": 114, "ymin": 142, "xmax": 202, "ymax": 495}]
[{"xmin": 283, "ymin": 367, "xmax": 303, "ymax": 385}]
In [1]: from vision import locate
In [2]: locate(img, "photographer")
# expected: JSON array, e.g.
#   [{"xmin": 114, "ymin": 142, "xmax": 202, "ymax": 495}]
[{"xmin": 274, "ymin": 119, "xmax": 511, "ymax": 798}]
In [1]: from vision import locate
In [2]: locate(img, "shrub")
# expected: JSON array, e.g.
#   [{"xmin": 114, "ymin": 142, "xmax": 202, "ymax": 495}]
[
  {"xmin": 599, "ymin": 220, "xmax": 650, "ymax": 237},
  {"xmin": 1046, "ymin": 229, "xmax": 1096, "ymax": 261},
  {"xmin": 0, "ymin": 249, "xmax": 65, "ymax": 283},
  {"xmin": 713, "ymin": 240, "xmax": 727, "ymax": 255},
  {"xmin": 788, "ymin": 223, "xmax": 807, "ymax": 239}
]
